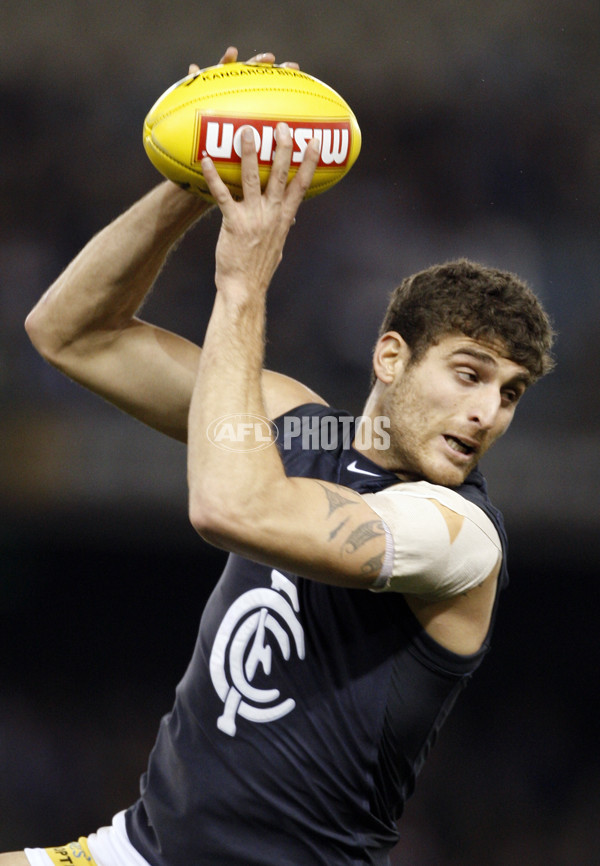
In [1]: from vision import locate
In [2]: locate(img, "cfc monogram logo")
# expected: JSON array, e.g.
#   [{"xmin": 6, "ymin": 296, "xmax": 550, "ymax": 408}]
[{"xmin": 209, "ymin": 570, "xmax": 305, "ymax": 737}]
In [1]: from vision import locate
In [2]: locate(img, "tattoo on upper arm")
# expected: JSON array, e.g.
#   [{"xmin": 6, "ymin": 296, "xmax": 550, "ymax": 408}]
[
  {"xmin": 318, "ymin": 482, "xmax": 359, "ymax": 517},
  {"xmin": 361, "ymin": 550, "xmax": 385, "ymax": 577},
  {"xmin": 342, "ymin": 520, "xmax": 385, "ymax": 555},
  {"xmin": 342, "ymin": 519, "xmax": 386, "ymax": 579},
  {"xmin": 318, "ymin": 483, "xmax": 385, "ymax": 580},
  {"xmin": 329, "ymin": 518, "xmax": 349, "ymax": 541}
]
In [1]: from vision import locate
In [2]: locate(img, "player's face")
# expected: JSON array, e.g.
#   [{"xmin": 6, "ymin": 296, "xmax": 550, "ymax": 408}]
[{"xmin": 382, "ymin": 334, "xmax": 530, "ymax": 487}]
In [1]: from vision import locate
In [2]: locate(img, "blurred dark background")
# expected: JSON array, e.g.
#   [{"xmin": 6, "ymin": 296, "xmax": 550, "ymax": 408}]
[{"xmin": 1, "ymin": 1, "xmax": 599, "ymax": 863}]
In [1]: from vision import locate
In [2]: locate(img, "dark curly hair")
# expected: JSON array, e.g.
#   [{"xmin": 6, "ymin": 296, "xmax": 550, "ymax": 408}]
[{"xmin": 376, "ymin": 259, "xmax": 555, "ymax": 382}]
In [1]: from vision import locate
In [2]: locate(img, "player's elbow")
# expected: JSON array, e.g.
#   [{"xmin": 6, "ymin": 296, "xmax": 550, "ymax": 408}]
[
  {"xmin": 24, "ymin": 304, "xmax": 63, "ymax": 364},
  {"xmin": 189, "ymin": 497, "xmax": 217, "ymax": 538},
  {"xmin": 188, "ymin": 469, "xmax": 289, "ymax": 553},
  {"xmin": 188, "ymin": 484, "xmax": 261, "ymax": 551},
  {"xmin": 25, "ymin": 306, "xmax": 46, "ymax": 353},
  {"xmin": 189, "ymin": 494, "xmax": 242, "ymax": 547},
  {"xmin": 189, "ymin": 507, "xmax": 246, "ymax": 552}
]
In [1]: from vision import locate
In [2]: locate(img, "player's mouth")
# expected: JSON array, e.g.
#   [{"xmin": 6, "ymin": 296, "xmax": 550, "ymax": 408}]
[{"xmin": 443, "ymin": 434, "xmax": 478, "ymax": 458}]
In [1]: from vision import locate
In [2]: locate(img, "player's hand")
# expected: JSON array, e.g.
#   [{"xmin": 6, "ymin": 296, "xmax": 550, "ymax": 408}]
[
  {"xmin": 201, "ymin": 122, "xmax": 319, "ymax": 302},
  {"xmin": 188, "ymin": 46, "xmax": 300, "ymax": 76}
]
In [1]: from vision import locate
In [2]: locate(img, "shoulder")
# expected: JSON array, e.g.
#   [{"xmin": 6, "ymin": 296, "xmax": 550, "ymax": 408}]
[
  {"xmin": 363, "ymin": 480, "xmax": 502, "ymax": 598},
  {"xmin": 261, "ymin": 370, "xmax": 327, "ymax": 420},
  {"xmin": 371, "ymin": 480, "xmax": 501, "ymax": 542}
]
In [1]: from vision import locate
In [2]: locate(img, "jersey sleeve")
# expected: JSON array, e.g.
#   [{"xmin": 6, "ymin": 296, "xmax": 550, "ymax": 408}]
[{"xmin": 362, "ymin": 480, "xmax": 502, "ymax": 599}]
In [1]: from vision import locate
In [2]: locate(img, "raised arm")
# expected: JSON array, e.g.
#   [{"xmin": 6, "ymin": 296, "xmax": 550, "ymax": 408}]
[
  {"xmin": 187, "ymin": 125, "xmax": 387, "ymax": 587},
  {"xmin": 26, "ymin": 181, "xmax": 210, "ymax": 441},
  {"xmin": 25, "ymin": 50, "xmax": 325, "ymax": 441}
]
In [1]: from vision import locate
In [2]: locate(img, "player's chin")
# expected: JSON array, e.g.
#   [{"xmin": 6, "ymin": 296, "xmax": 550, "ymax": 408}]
[{"xmin": 422, "ymin": 455, "xmax": 475, "ymax": 488}]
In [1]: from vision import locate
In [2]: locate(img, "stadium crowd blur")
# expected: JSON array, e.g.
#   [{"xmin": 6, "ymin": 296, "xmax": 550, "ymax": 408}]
[{"xmin": 1, "ymin": 2, "xmax": 599, "ymax": 863}]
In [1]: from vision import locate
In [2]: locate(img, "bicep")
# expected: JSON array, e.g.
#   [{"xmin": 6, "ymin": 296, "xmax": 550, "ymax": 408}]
[
  {"xmin": 200, "ymin": 477, "xmax": 388, "ymax": 588},
  {"xmin": 50, "ymin": 318, "xmax": 201, "ymax": 441},
  {"xmin": 45, "ymin": 317, "xmax": 325, "ymax": 442}
]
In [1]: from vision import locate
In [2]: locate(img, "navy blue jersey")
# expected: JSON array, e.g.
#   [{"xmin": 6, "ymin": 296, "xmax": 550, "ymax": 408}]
[{"xmin": 126, "ymin": 405, "xmax": 509, "ymax": 866}]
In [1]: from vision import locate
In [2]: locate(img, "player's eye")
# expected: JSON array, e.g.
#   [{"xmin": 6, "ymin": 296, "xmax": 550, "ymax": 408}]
[
  {"xmin": 501, "ymin": 388, "xmax": 520, "ymax": 406},
  {"xmin": 456, "ymin": 368, "xmax": 478, "ymax": 383}
]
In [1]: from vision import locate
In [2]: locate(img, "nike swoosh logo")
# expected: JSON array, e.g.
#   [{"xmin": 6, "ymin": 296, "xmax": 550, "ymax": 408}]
[{"xmin": 346, "ymin": 460, "xmax": 382, "ymax": 477}]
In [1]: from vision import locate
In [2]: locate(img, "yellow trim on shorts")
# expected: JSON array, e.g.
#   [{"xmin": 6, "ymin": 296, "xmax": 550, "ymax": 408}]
[{"xmin": 45, "ymin": 839, "xmax": 97, "ymax": 866}]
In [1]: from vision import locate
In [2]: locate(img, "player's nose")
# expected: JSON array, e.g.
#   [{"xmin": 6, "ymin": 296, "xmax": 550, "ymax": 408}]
[{"xmin": 467, "ymin": 386, "xmax": 502, "ymax": 430}]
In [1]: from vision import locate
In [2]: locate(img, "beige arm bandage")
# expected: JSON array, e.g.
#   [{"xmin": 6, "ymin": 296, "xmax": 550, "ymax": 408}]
[{"xmin": 363, "ymin": 480, "xmax": 502, "ymax": 599}]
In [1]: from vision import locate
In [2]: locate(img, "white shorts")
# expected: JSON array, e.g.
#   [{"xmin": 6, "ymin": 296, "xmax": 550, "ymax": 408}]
[{"xmin": 24, "ymin": 811, "xmax": 151, "ymax": 866}]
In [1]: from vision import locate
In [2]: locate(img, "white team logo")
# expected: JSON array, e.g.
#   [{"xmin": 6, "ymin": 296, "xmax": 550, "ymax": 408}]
[{"xmin": 209, "ymin": 570, "xmax": 305, "ymax": 736}]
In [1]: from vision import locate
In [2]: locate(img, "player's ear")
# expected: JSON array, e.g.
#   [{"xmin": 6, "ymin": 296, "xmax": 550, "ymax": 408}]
[{"xmin": 372, "ymin": 331, "xmax": 411, "ymax": 384}]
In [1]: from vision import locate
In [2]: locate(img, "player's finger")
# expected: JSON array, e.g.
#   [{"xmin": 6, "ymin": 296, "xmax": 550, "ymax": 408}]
[
  {"xmin": 239, "ymin": 127, "xmax": 262, "ymax": 203},
  {"xmin": 265, "ymin": 123, "xmax": 294, "ymax": 201},
  {"xmin": 284, "ymin": 138, "xmax": 320, "ymax": 211},
  {"xmin": 219, "ymin": 46, "xmax": 239, "ymax": 65},
  {"xmin": 201, "ymin": 157, "xmax": 233, "ymax": 211},
  {"xmin": 278, "ymin": 62, "xmax": 300, "ymax": 70},
  {"xmin": 246, "ymin": 52, "xmax": 276, "ymax": 65},
  {"xmin": 191, "ymin": 46, "xmax": 238, "ymax": 75}
]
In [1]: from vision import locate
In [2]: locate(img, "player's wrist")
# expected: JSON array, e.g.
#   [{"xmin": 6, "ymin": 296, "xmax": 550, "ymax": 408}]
[
  {"xmin": 161, "ymin": 179, "xmax": 214, "ymax": 218},
  {"xmin": 215, "ymin": 279, "xmax": 269, "ymax": 311},
  {"xmin": 140, "ymin": 181, "xmax": 214, "ymax": 247}
]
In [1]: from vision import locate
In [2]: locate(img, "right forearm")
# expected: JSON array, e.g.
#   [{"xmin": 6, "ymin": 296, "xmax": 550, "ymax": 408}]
[{"xmin": 25, "ymin": 181, "xmax": 211, "ymax": 358}]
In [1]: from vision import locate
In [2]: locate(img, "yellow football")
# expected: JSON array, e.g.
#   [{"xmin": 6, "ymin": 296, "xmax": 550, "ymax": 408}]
[{"xmin": 143, "ymin": 62, "xmax": 361, "ymax": 201}]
